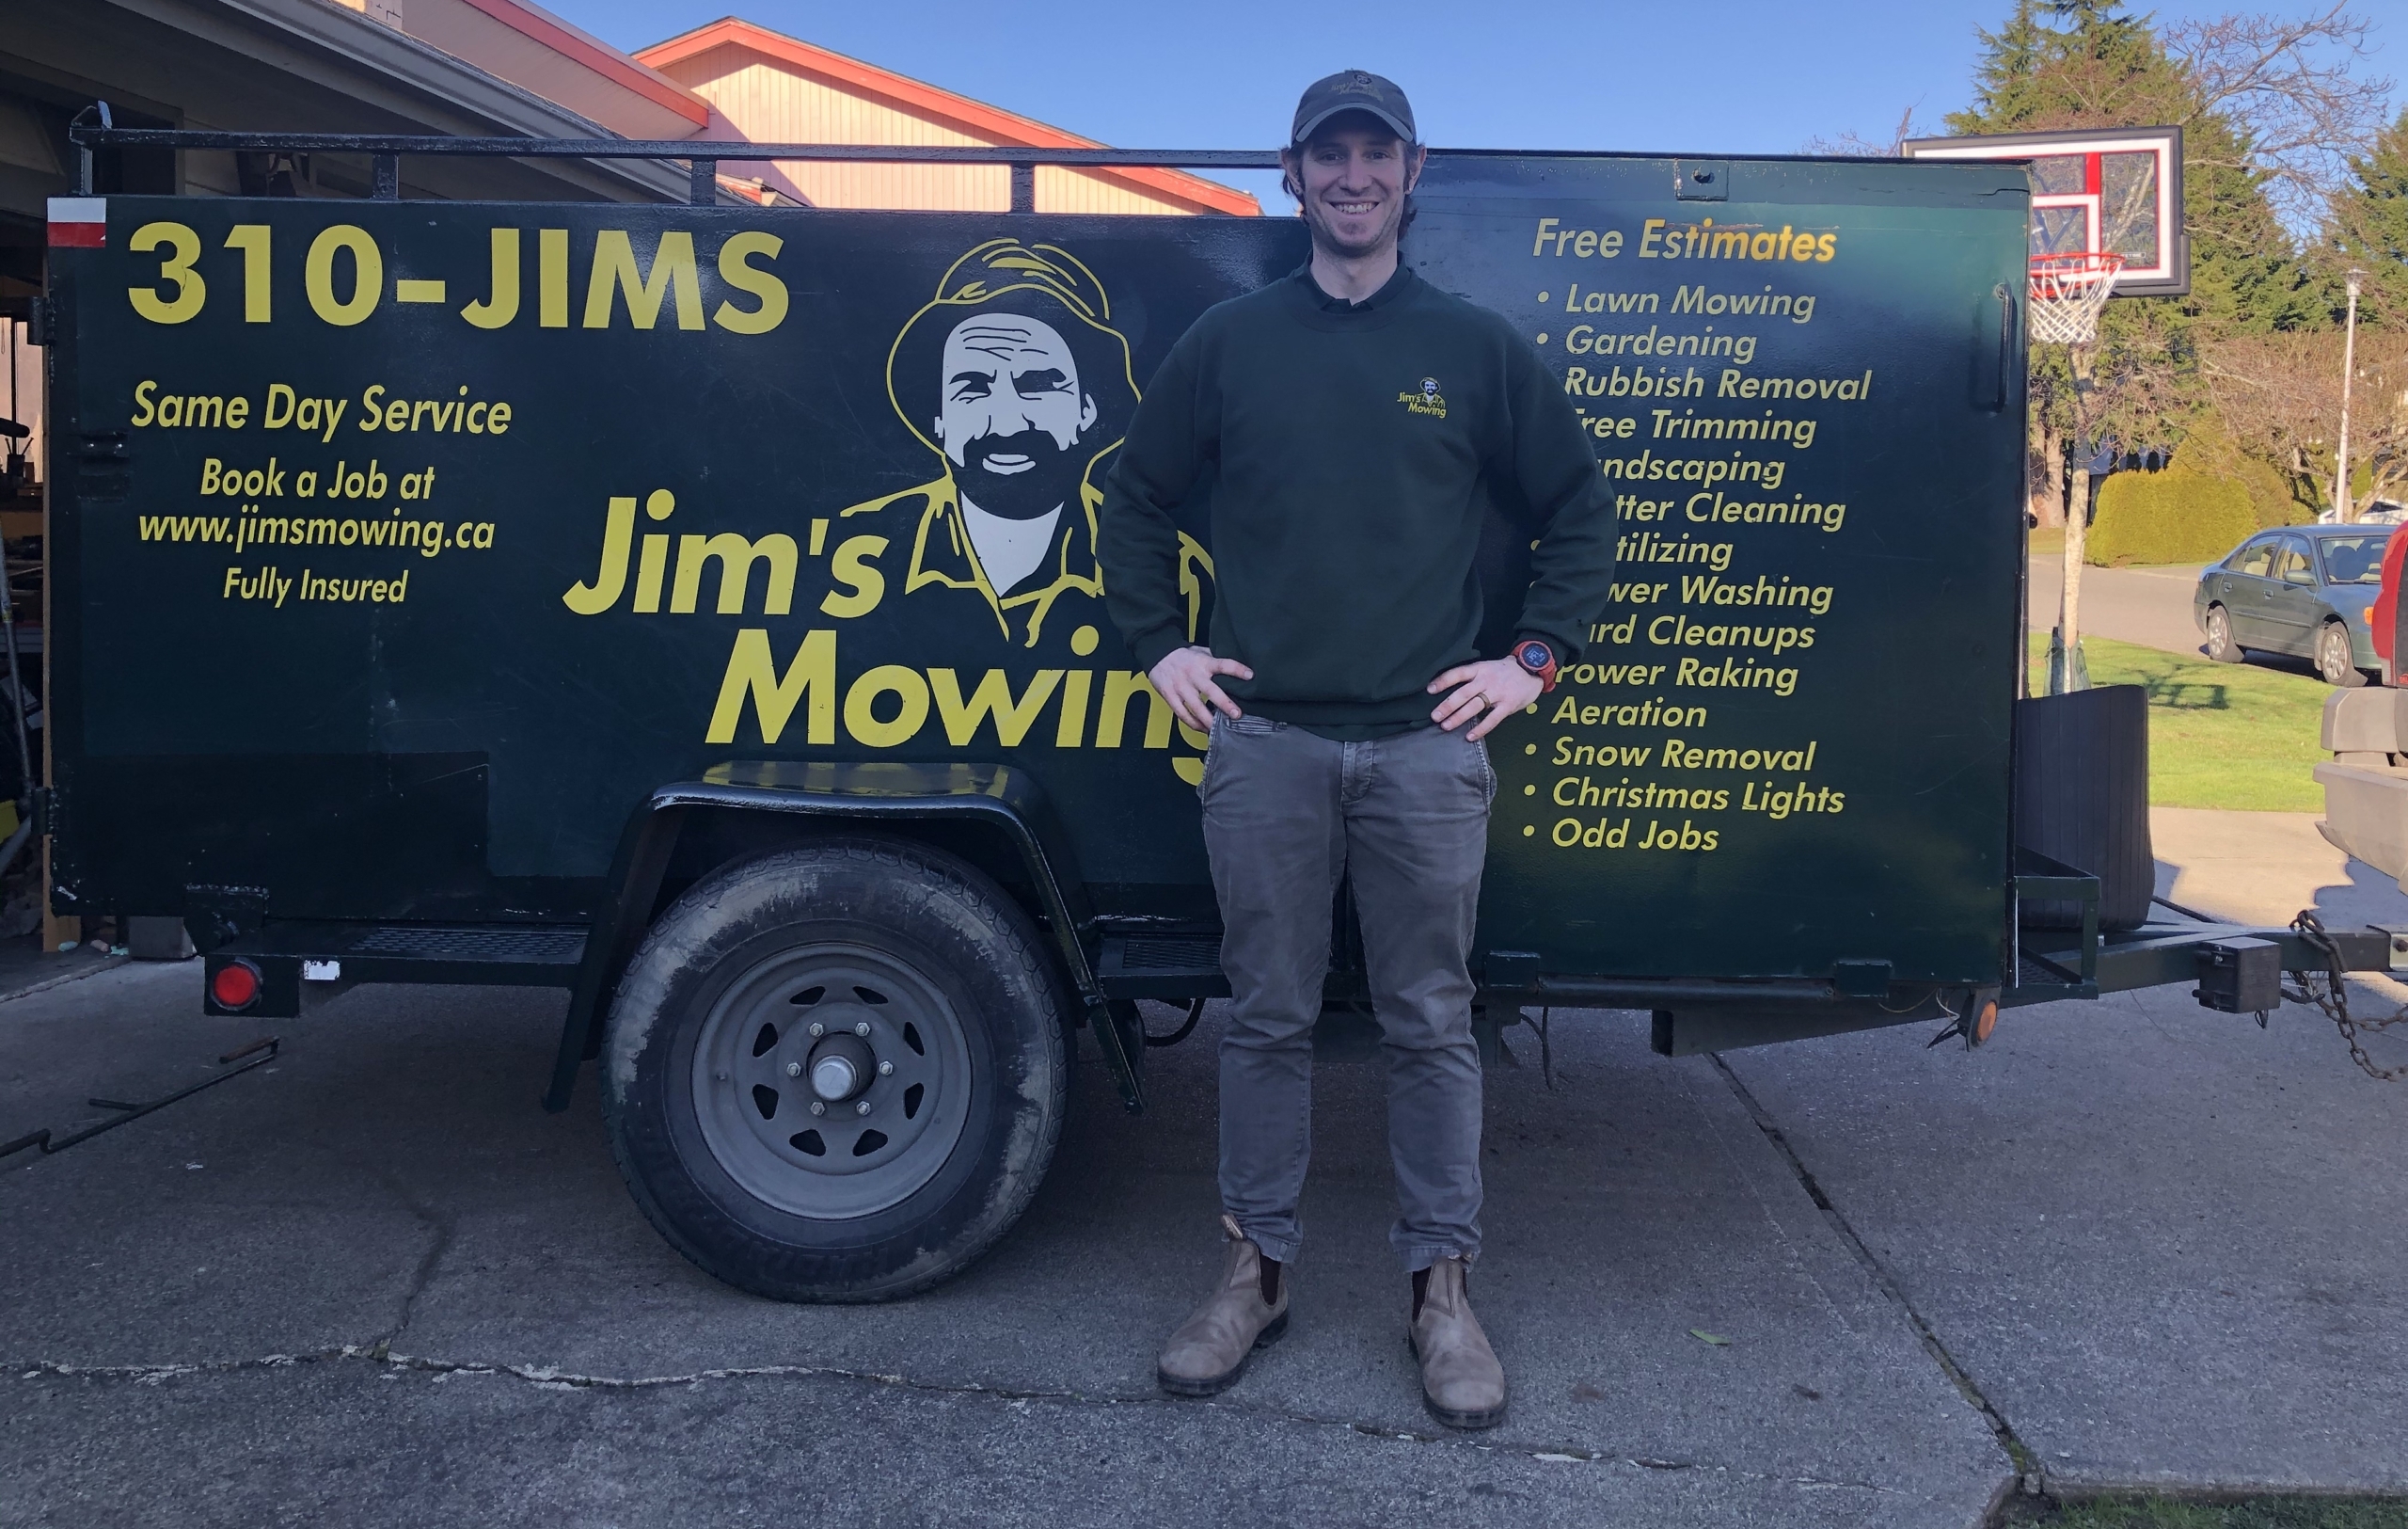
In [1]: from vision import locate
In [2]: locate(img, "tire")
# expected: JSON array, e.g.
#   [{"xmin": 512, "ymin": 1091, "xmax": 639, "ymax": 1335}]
[
  {"xmin": 601, "ymin": 837, "xmax": 1070, "ymax": 1301},
  {"xmin": 2203, "ymin": 603, "xmax": 2242, "ymax": 663},
  {"xmin": 2317, "ymin": 621, "xmax": 2368, "ymax": 688}
]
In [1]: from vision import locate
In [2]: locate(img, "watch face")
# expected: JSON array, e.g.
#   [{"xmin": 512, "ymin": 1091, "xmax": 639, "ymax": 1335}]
[{"xmin": 1516, "ymin": 641, "xmax": 1552, "ymax": 669}]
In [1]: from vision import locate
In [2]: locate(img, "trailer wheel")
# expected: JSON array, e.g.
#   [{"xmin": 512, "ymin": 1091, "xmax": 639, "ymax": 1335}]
[
  {"xmin": 602, "ymin": 838, "xmax": 1069, "ymax": 1301},
  {"xmin": 2204, "ymin": 603, "xmax": 2242, "ymax": 663}
]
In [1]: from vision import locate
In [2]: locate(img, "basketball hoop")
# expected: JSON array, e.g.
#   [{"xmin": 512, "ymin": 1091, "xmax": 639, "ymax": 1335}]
[{"xmin": 2027, "ymin": 252, "xmax": 2125, "ymax": 345}]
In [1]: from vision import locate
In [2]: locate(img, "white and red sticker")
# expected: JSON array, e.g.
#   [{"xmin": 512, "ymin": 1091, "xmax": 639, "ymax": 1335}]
[{"xmin": 47, "ymin": 198, "xmax": 104, "ymax": 249}]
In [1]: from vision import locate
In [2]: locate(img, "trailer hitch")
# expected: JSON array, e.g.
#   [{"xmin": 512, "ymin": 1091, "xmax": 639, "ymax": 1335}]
[{"xmin": 0, "ymin": 1038, "xmax": 280, "ymax": 1161}]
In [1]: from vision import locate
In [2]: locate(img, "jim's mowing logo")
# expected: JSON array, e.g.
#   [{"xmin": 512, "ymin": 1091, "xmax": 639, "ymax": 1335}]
[{"xmin": 1400, "ymin": 375, "xmax": 1447, "ymax": 420}]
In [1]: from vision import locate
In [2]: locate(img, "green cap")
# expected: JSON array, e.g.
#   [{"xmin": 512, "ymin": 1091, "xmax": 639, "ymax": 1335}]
[{"xmin": 1291, "ymin": 71, "xmax": 1417, "ymax": 148}]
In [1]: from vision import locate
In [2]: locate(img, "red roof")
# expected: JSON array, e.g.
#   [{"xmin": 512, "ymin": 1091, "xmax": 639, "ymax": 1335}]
[{"xmin": 637, "ymin": 18, "xmax": 1259, "ymax": 216}]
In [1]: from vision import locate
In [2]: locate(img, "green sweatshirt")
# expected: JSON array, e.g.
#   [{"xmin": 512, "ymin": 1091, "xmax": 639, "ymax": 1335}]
[{"xmin": 1100, "ymin": 263, "xmax": 1618, "ymax": 738}]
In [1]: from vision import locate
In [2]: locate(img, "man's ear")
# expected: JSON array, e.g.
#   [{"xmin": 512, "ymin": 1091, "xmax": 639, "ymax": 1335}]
[
  {"xmin": 1404, "ymin": 145, "xmax": 1427, "ymax": 195},
  {"xmin": 1079, "ymin": 392, "xmax": 1098, "ymax": 433},
  {"xmin": 1278, "ymin": 149, "xmax": 1302, "ymax": 203}
]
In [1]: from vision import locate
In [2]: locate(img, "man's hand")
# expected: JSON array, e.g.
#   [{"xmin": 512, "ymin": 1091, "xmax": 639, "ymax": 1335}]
[
  {"xmin": 1150, "ymin": 645, "xmax": 1254, "ymax": 733},
  {"xmin": 1427, "ymin": 658, "xmax": 1543, "ymax": 741}
]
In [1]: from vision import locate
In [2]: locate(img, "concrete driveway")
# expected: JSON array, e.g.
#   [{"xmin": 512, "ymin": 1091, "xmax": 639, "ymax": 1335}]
[{"xmin": 4, "ymin": 818, "xmax": 2404, "ymax": 1526}]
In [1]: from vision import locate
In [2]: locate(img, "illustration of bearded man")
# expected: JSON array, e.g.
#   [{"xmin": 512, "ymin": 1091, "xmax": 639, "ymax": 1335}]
[{"xmin": 843, "ymin": 239, "xmax": 1204, "ymax": 649}]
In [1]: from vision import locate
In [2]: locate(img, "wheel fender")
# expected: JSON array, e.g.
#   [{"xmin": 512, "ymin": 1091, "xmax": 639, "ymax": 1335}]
[{"xmin": 546, "ymin": 760, "xmax": 1141, "ymax": 1113}]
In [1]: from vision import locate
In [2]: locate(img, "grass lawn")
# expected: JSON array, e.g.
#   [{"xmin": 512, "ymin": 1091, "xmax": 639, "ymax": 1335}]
[
  {"xmin": 2007, "ymin": 1496, "xmax": 2408, "ymax": 1528},
  {"xmin": 2028, "ymin": 633, "xmax": 2332, "ymax": 812}
]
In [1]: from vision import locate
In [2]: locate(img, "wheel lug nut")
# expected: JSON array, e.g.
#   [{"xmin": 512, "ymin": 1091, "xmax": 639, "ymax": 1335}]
[
  {"xmin": 878, "ymin": 1060, "xmax": 894, "ymax": 1076},
  {"xmin": 810, "ymin": 1101, "xmax": 826, "ymax": 1117},
  {"xmin": 808, "ymin": 1023, "xmax": 825, "ymax": 1038},
  {"xmin": 855, "ymin": 1100, "xmax": 872, "ymax": 1116},
  {"xmin": 785, "ymin": 1061, "xmax": 801, "ymax": 1078},
  {"xmin": 853, "ymin": 1021, "xmax": 871, "ymax": 1037}
]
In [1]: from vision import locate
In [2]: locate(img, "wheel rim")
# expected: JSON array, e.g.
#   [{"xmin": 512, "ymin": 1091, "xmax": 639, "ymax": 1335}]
[
  {"xmin": 689, "ymin": 941, "xmax": 974, "ymax": 1219},
  {"xmin": 2322, "ymin": 628, "xmax": 2350, "ymax": 681},
  {"xmin": 2209, "ymin": 609, "xmax": 2229, "ymax": 653}
]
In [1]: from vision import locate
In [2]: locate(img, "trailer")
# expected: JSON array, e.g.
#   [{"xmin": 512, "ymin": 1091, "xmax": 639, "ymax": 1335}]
[{"xmin": 35, "ymin": 119, "xmax": 2396, "ymax": 1299}]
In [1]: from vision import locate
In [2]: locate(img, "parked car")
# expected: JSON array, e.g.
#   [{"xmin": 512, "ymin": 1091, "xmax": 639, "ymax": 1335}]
[
  {"xmin": 2355, "ymin": 499, "xmax": 2406, "ymax": 526},
  {"xmin": 2195, "ymin": 525, "xmax": 2395, "ymax": 685}
]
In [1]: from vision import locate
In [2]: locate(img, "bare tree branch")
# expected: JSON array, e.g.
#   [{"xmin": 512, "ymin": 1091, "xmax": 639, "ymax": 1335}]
[
  {"xmin": 2163, "ymin": 4, "xmax": 2394, "ymax": 227},
  {"xmin": 1803, "ymin": 104, "xmax": 1925, "ymax": 158},
  {"xmin": 2204, "ymin": 328, "xmax": 2408, "ymax": 513}
]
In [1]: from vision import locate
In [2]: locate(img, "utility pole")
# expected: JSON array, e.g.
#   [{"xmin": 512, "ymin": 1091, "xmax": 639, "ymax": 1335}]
[{"xmin": 2335, "ymin": 268, "xmax": 2365, "ymax": 523}]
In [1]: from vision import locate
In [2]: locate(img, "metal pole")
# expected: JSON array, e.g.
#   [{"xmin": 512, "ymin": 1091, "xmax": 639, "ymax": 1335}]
[
  {"xmin": 0, "ymin": 548, "xmax": 33, "ymax": 808},
  {"xmin": 0, "ymin": 318, "xmax": 27, "ymax": 803},
  {"xmin": 2335, "ymin": 269, "xmax": 2365, "ymax": 522},
  {"xmin": 2051, "ymin": 342, "xmax": 2095, "ymax": 693}
]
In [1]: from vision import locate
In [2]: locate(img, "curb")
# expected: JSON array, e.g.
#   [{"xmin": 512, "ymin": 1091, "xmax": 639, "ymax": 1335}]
[{"xmin": 0, "ymin": 953, "xmax": 136, "ymax": 1006}]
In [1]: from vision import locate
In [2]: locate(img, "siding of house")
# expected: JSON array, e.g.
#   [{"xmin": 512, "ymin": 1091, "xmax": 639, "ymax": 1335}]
[{"xmin": 642, "ymin": 31, "xmax": 1253, "ymax": 216}]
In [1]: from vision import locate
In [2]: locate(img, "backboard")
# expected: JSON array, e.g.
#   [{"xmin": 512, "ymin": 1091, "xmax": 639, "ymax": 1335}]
[{"xmin": 1902, "ymin": 126, "xmax": 2188, "ymax": 297}]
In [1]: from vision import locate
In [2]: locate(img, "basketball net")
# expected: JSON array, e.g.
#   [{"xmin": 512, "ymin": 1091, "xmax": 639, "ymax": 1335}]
[{"xmin": 2027, "ymin": 252, "xmax": 2125, "ymax": 346}]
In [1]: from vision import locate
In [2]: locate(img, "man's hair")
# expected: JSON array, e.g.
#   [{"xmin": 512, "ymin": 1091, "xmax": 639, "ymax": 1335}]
[{"xmin": 1279, "ymin": 112, "xmax": 1410, "ymax": 199}]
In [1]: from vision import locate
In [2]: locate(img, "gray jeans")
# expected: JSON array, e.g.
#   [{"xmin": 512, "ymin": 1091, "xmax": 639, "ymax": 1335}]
[{"xmin": 1199, "ymin": 713, "xmax": 1496, "ymax": 1272}]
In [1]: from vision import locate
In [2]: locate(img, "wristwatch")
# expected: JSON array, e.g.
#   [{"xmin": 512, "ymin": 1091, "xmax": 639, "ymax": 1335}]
[{"xmin": 1513, "ymin": 638, "xmax": 1560, "ymax": 692}]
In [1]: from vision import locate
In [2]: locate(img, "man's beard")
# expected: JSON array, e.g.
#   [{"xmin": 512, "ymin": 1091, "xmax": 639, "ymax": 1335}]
[
  {"xmin": 957, "ymin": 429, "xmax": 1085, "ymax": 521},
  {"xmin": 1302, "ymin": 192, "xmax": 1407, "ymax": 262}
]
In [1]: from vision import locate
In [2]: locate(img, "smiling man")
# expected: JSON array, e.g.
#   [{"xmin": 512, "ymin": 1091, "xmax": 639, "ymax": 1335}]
[{"xmin": 1100, "ymin": 72, "xmax": 1618, "ymax": 1428}]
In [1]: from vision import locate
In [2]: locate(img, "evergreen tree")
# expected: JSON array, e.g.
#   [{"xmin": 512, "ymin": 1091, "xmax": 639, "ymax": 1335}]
[
  {"xmin": 2325, "ymin": 107, "xmax": 2408, "ymax": 328},
  {"xmin": 1950, "ymin": 2, "xmax": 2316, "ymax": 471}
]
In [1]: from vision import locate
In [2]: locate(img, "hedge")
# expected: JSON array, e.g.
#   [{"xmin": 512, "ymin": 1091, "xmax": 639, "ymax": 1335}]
[
  {"xmin": 2235, "ymin": 454, "xmax": 2312, "ymax": 529},
  {"xmin": 2085, "ymin": 468, "xmax": 2258, "ymax": 566}
]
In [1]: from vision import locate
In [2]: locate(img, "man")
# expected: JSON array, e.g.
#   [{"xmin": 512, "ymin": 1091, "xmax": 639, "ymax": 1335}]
[
  {"xmin": 1099, "ymin": 72, "xmax": 1617, "ymax": 1429},
  {"xmin": 846, "ymin": 238, "xmax": 1204, "ymax": 647}
]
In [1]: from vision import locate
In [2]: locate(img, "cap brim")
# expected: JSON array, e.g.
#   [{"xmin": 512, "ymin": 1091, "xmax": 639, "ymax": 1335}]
[{"xmin": 1291, "ymin": 104, "xmax": 1414, "ymax": 147}]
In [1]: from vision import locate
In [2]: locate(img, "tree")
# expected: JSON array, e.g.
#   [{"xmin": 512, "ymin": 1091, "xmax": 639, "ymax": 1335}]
[
  {"xmin": 1944, "ymin": 2, "xmax": 2384, "ymax": 682},
  {"xmin": 1948, "ymin": 2, "xmax": 2385, "ymax": 520},
  {"xmin": 2324, "ymin": 106, "xmax": 2408, "ymax": 328},
  {"xmin": 2162, "ymin": 7, "xmax": 2392, "ymax": 237}
]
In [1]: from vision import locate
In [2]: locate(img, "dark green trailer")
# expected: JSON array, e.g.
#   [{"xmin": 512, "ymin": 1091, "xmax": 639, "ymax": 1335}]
[{"xmin": 39, "ymin": 123, "xmax": 2392, "ymax": 1299}]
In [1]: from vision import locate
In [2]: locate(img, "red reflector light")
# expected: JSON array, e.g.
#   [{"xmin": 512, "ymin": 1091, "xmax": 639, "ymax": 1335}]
[{"xmin": 211, "ymin": 960, "xmax": 261, "ymax": 1011}]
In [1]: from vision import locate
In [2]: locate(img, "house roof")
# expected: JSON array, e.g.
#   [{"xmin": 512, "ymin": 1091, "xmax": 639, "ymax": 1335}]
[
  {"xmin": 636, "ymin": 18, "xmax": 1259, "ymax": 216},
  {"xmin": 433, "ymin": 0, "xmax": 711, "ymax": 127}
]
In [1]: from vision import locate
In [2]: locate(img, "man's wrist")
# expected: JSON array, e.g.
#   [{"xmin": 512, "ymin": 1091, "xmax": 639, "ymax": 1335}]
[
  {"xmin": 1511, "ymin": 637, "xmax": 1560, "ymax": 691},
  {"xmin": 1132, "ymin": 630, "xmax": 1189, "ymax": 677}
]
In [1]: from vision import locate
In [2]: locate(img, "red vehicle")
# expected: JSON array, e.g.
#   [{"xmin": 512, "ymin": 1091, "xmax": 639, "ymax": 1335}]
[{"xmin": 2369, "ymin": 525, "xmax": 2408, "ymax": 685}]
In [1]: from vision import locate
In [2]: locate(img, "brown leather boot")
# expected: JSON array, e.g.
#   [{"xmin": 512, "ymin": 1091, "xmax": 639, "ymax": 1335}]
[
  {"xmin": 1156, "ymin": 1215, "xmax": 1290, "ymax": 1397},
  {"xmin": 1410, "ymin": 1254, "xmax": 1507, "ymax": 1428}
]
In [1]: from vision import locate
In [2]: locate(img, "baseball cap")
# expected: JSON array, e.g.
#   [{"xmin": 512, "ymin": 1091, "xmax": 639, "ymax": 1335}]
[{"xmin": 1291, "ymin": 71, "xmax": 1417, "ymax": 148}]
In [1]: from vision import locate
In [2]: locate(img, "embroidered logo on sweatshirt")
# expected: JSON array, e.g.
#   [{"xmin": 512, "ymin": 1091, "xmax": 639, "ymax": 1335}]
[{"xmin": 1398, "ymin": 375, "xmax": 1448, "ymax": 420}]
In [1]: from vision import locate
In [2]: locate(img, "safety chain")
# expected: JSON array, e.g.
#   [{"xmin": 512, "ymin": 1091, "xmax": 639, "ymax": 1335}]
[{"xmin": 2286, "ymin": 911, "xmax": 2408, "ymax": 1082}]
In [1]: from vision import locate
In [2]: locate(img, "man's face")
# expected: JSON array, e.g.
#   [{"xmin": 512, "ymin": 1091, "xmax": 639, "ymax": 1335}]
[
  {"xmin": 1284, "ymin": 120, "xmax": 1424, "ymax": 262},
  {"xmin": 933, "ymin": 312, "xmax": 1099, "ymax": 521}
]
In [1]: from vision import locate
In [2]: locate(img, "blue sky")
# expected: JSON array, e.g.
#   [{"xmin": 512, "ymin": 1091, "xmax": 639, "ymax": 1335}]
[{"xmin": 553, "ymin": 0, "xmax": 2405, "ymax": 212}]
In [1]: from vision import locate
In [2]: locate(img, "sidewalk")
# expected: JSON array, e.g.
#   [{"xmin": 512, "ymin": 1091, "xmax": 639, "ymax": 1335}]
[{"xmin": 2151, "ymin": 804, "xmax": 2408, "ymax": 930}]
